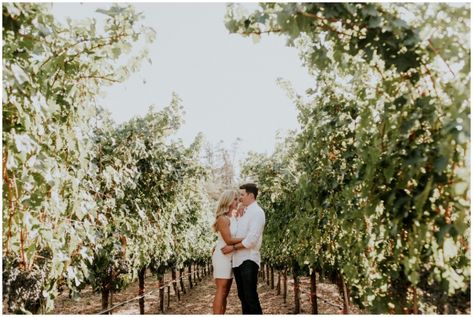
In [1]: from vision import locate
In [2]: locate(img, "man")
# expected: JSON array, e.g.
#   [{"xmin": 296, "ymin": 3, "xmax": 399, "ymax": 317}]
[{"xmin": 221, "ymin": 183, "xmax": 266, "ymax": 314}]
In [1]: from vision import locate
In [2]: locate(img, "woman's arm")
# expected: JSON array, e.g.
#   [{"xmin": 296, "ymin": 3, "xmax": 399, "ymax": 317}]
[{"xmin": 216, "ymin": 217, "xmax": 243, "ymax": 245}]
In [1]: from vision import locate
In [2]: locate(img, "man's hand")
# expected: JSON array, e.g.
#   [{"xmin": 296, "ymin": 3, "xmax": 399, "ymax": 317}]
[
  {"xmin": 236, "ymin": 203, "xmax": 245, "ymax": 217},
  {"xmin": 221, "ymin": 245, "xmax": 234, "ymax": 255}
]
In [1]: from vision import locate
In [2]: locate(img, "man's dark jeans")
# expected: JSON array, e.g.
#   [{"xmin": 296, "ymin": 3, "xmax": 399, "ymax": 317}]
[{"xmin": 233, "ymin": 260, "xmax": 262, "ymax": 314}]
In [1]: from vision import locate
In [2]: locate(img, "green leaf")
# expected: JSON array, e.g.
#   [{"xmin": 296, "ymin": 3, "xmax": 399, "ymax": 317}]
[
  {"xmin": 11, "ymin": 64, "xmax": 29, "ymax": 85},
  {"xmin": 368, "ymin": 15, "xmax": 382, "ymax": 28},
  {"xmin": 414, "ymin": 176, "xmax": 433, "ymax": 214}
]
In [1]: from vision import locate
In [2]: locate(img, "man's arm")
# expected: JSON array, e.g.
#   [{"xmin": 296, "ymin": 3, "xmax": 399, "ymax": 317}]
[{"xmin": 240, "ymin": 208, "xmax": 265, "ymax": 249}]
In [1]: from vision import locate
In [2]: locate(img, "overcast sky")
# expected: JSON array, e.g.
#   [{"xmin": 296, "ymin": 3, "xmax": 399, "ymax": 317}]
[{"xmin": 51, "ymin": 2, "xmax": 314, "ymax": 165}]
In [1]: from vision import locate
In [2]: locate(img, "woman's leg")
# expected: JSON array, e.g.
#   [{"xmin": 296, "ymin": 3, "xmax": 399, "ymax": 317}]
[
  {"xmin": 222, "ymin": 278, "xmax": 233, "ymax": 314},
  {"xmin": 213, "ymin": 278, "xmax": 230, "ymax": 314}
]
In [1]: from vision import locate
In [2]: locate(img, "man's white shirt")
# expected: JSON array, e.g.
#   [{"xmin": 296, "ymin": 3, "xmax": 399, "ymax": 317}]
[{"xmin": 232, "ymin": 201, "xmax": 266, "ymax": 268}]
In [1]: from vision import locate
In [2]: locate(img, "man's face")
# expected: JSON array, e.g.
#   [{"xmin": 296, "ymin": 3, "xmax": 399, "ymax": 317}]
[{"xmin": 239, "ymin": 189, "xmax": 252, "ymax": 207}]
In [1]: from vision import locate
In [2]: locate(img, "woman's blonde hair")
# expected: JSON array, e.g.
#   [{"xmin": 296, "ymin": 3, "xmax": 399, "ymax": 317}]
[{"xmin": 212, "ymin": 189, "xmax": 238, "ymax": 232}]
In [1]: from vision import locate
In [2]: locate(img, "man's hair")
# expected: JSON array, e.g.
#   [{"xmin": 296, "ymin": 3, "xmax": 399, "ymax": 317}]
[{"xmin": 239, "ymin": 183, "xmax": 258, "ymax": 199}]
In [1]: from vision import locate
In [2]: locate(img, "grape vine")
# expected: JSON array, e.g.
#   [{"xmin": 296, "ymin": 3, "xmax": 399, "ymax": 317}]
[
  {"xmin": 230, "ymin": 2, "xmax": 470, "ymax": 313},
  {"xmin": 2, "ymin": 3, "xmax": 214, "ymax": 313}
]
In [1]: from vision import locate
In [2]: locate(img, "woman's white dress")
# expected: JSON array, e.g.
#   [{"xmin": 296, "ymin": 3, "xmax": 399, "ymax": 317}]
[{"xmin": 212, "ymin": 216, "xmax": 238, "ymax": 279}]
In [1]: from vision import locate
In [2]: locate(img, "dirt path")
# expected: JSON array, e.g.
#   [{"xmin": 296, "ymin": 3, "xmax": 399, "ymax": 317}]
[
  {"xmin": 53, "ymin": 269, "xmax": 364, "ymax": 314},
  {"xmin": 163, "ymin": 274, "xmax": 357, "ymax": 315}
]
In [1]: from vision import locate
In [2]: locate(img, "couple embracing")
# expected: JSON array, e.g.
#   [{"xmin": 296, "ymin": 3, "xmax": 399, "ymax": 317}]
[{"xmin": 211, "ymin": 183, "xmax": 266, "ymax": 314}]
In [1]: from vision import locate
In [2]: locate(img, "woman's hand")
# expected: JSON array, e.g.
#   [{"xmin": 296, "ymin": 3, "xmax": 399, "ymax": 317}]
[{"xmin": 221, "ymin": 245, "xmax": 234, "ymax": 255}]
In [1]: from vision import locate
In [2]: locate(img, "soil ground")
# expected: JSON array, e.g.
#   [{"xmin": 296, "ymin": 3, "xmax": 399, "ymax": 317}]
[
  {"xmin": 52, "ymin": 269, "xmax": 364, "ymax": 314},
  {"xmin": 51, "ymin": 268, "xmax": 470, "ymax": 315}
]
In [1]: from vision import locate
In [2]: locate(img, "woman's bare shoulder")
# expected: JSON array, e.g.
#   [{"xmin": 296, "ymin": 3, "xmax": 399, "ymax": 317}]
[{"xmin": 216, "ymin": 215, "xmax": 230, "ymax": 226}]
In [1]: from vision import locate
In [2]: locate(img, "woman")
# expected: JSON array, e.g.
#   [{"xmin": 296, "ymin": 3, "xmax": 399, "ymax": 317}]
[{"xmin": 211, "ymin": 190, "xmax": 243, "ymax": 314}]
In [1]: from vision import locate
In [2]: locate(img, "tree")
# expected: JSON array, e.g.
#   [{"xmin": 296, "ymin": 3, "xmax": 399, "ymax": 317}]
[{"xmin": 202, "ymin": 138, "xmax": 241, "ymax": 201}]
